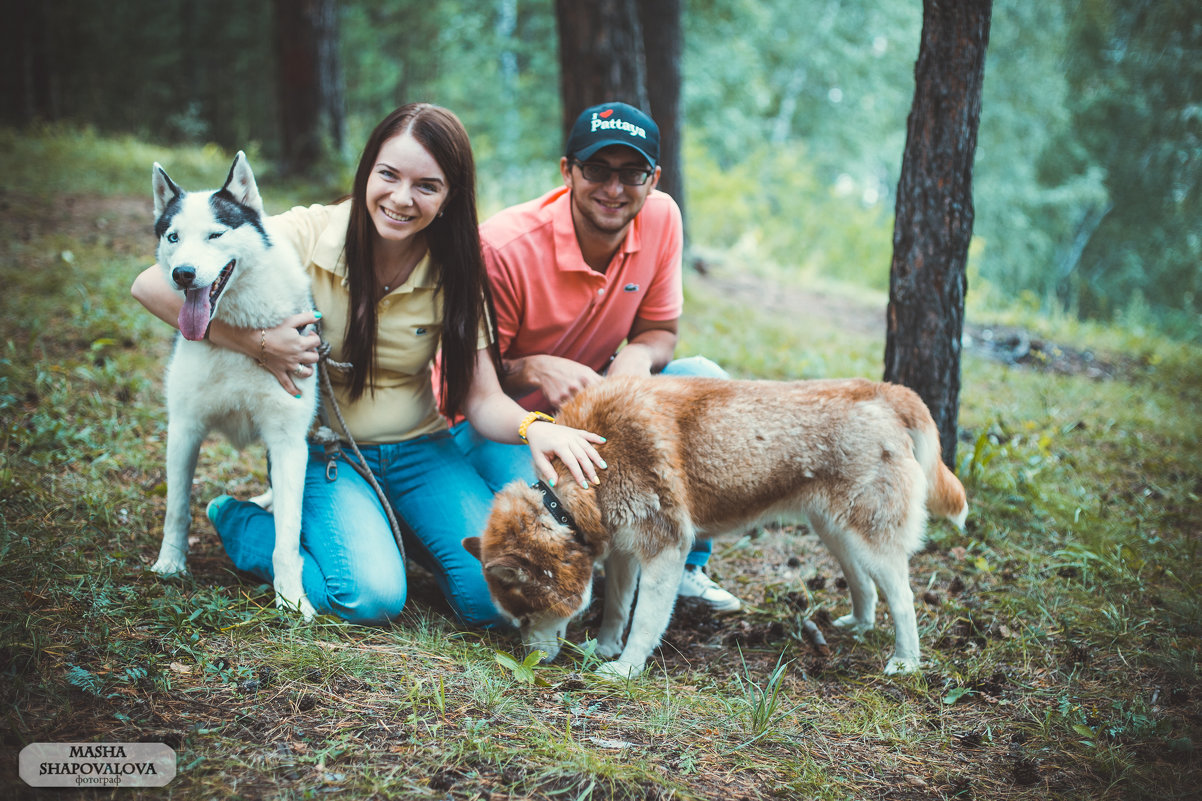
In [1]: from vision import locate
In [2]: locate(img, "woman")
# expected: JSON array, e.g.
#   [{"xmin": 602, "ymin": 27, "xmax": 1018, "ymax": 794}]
[{"xmin": 132, "ymin": 104, "xmax": 606, "ymax": 627}]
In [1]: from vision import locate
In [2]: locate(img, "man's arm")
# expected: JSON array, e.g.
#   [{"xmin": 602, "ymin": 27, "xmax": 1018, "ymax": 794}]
[
  {"xmin": 607, "ymin": 316, "xmax": 678, "ymax": 377},
  {"xmin": 499, "ymin": 354, "xmax": 604, "ymax": 409}
]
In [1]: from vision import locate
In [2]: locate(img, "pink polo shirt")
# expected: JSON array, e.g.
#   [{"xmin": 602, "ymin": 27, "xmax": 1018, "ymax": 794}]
[{"xmin": 482, "ymin": 186, "xmax": 684, "ymax": 412}]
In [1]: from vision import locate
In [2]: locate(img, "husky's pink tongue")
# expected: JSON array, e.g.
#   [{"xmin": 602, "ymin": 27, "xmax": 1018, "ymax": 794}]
[{"xmin": 179, "ymin": 288, "xmax": 212, "ymax": 341}]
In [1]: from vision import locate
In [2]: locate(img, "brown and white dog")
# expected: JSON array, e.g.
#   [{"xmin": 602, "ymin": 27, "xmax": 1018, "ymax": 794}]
[{"xmin": 464, "ymin": 376, "xmax": 968, "ymax": 678}]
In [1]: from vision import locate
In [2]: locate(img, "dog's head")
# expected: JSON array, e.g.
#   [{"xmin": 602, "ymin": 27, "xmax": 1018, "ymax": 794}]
[
  {"xmin": 465, "ymin": 481, "xmax": 596, "ymax": 662},
  {"xmin": 152, "ymin": 151, "xmax": 269, "ymax": 341}
]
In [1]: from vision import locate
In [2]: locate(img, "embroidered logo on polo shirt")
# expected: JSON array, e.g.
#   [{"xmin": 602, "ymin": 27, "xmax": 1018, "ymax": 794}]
[
  {"xmin": 623, "ymin": 283, "xmax": 640, "ymax": 292},
  {"xmin": 415, "ymin": 327, "xmax": 427, "ymax": 335}
]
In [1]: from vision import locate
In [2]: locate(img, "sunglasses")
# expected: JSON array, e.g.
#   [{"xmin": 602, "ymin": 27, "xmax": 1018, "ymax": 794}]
[{"xmin": 572, "ymin": 159, "xmax": 654, "ymax": 187}]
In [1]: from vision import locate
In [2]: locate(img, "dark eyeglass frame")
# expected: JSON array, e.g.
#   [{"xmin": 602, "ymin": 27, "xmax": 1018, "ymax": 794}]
[{"xmin": 571, "ymin": 159, "xmax": 654, "ymax": 187}]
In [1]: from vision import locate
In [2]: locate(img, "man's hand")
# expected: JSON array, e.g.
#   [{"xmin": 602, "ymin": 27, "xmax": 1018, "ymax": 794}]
[
  {"xmin": 504, "ymin": 354, "xmax": 603, "ymax": 409},
  {"xmin": 606, "ymin": 342, "xmax": 655, "ymax": 377},
  {"xmin": 609, "ymin": 317, "xmax": 677, "ymax": 377}
]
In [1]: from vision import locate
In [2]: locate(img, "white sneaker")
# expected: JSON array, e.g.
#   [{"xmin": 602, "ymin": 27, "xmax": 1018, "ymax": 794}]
[{"xmin": 677, "ymin": 566, "xmax": 743, "ymax": 613}]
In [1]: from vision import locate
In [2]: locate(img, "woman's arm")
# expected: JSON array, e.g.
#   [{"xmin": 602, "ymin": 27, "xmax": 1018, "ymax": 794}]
[
  {"xmin": 131, "ymin": 265, "xmax": 322, "ymax": 396},
  {"xmin": 461, "ymin": 348, "xmax": 607, "ymax": 488}
]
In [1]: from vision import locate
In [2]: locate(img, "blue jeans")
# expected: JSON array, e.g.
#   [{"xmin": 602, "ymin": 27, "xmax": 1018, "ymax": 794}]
[
  {"xmin": 452, "ymin": 354, "xmax": 729, "ymax": 568},
  {"xmin": 210, "ymin": 436, "xmax": 507, "ymax": 628}
]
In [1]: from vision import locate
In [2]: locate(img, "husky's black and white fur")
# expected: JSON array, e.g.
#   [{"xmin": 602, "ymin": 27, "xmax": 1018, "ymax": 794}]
[{"xmin": 149, "ymin": 152, "xmax": 317, "ymax": 619}]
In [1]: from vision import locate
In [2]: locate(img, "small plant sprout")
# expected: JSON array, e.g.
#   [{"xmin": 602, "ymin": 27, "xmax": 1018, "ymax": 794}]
[
  {"xmin": 733, "ymin": 648, "xmax": 794, "ymax": 743},
  {"xmin": 494, "ymin": 649, "xmax": 550, "ymax": 687}
]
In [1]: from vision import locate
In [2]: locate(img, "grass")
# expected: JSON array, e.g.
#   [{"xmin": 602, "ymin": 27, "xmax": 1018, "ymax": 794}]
[{"xmin": 2, "ymin": 129, "xmax": 1201, "ymax": 799}]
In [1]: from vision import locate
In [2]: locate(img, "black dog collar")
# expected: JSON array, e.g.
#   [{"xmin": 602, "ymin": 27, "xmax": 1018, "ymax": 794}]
[{"xmin": 532, "ymin": 480, "xmax": 585, "ymax": 544}]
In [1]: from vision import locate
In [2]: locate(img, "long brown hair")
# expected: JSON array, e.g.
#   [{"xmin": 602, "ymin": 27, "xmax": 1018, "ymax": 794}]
[{"xmin": 342, "ymin": 103, "xmax": 499, "ymax": 417}]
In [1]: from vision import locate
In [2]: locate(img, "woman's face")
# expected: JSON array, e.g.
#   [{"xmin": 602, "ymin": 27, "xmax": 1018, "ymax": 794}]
[{"xmin": 365, "ymin": 132, "xmax": 449, "ymax": 248}]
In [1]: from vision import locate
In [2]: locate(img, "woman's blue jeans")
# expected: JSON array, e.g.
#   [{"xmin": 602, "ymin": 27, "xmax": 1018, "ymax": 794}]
[{"xmin": 210, "ymin": 435, "xmax": 508, "ymax": 628}]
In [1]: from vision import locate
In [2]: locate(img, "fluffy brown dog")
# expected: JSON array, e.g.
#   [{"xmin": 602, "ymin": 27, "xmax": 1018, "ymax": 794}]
[{"xmin": 464, "ymin": 375, "xmax": 968, "ymax": 678}]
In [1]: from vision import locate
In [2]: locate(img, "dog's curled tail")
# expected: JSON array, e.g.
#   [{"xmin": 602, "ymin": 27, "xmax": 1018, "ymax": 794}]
[
  {"xmin": 898, "ymin": 391, "xmax": 969, "ymax": 531},
  {"xmin": 929, "ymin": 457, "xmax": 968, "ymax": 531}
]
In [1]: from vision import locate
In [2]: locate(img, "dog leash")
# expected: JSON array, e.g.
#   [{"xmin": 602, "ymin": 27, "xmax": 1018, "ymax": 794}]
[{"xmin": 310, "ymin": 326, "xmax": 408, "ymax": 562}]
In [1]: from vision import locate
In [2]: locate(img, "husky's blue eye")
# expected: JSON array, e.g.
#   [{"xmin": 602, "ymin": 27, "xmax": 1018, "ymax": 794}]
[
  {"xmin": 167, "ymin": 232, "xmax": 179, "ymax": 243},
  {"xmin": 208, "ymin": 231, "xmax": 224, "ymax": 240}
]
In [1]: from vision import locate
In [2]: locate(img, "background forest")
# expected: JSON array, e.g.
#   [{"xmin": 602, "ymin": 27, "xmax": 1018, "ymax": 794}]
[{"xmin": 4, "ymin": 0, "xmax": 1199, "ymax": 339}]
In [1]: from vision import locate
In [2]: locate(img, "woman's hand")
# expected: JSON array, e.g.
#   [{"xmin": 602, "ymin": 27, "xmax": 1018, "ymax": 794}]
[
  {"xmin": 256, "ymin": 311, "xmax": 323, "ymax": 396},
  {"xmin": 522, "ymin": 420, "xmax": 607, "ymax": 489}
]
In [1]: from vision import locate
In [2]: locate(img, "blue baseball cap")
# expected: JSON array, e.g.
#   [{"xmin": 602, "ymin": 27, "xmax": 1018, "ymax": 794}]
[{"xmin": 565, "ymin": 102, "xmax": 659, "ymax": 168}]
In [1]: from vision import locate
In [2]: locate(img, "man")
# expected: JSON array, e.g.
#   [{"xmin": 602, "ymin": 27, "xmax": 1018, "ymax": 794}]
[{"xmin": 453, "ymin": 101, "xmax": 741, "ymax": 613}]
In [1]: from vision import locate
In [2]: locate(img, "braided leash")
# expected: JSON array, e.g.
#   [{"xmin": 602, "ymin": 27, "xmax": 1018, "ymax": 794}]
[{"xmin": 310, "ymin": 328, "xmax": 407, "ymax": 562}]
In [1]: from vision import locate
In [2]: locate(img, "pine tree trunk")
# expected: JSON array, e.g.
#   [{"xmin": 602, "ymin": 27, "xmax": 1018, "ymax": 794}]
[
  {"xmin": 884, "ymin": 0, "xmax": 992, "ymax": 468},
  {"xmin": 554, "ymin": 0, "xmax": 648, "ymax": 145},
  {"xmin": 273, "ymin": 0, "xmax": 341, "ymax": 175},
  {"xmin": 639, "ymin": 0, "xmax": 685, "ymax": 216}
]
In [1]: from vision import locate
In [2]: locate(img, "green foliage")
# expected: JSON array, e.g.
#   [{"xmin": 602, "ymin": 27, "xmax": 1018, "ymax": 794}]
[
  {"xmin": 13, "ymin": 0, "xmax": 275, "ymax": 150},
  {"xmin": 685, "ymin": 140, "xmax": 894, "ymax": 290},
  {"xmin": 494, "ymin": 648, "xmax": 550, "ymax": 687},
  {"xmin": 731, "ymin": 648, "xmax": 794, "ymax": 741},
  {"xmin": 7, "ymin": 0, "xmax": 1197, "ymax": 335},
  {"xmin": 1055, "ymin": 0, "xmax": 1202, "ymax": 328}
]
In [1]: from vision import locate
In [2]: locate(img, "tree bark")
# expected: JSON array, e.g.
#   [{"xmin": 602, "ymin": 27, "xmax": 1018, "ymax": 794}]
[
  {"xmin": 639, "ymin": 0, "xmax": 684, "ymax": 213},
  {"xmin": 273, "ymin": 0, "xmax": 342, "ymax": 175},
  {"xmin": 554, "ymin": 0, "xmax": 648, "ymax": 146},
  {"xmin": 884, "ymin": 0, "xmax": 992, "ymax": 469},
  {"xmin": 1, "ymin": 0, "xmax": 55, "ymax": 124}
]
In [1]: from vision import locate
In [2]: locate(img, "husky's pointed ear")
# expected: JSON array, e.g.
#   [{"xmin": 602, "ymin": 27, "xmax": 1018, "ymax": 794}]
[
  {"xmin": 222, "ymin": 151, "xmax": 263, "ymax": 213},
  {"xmin": 484, "ymin": 556, "xmax": 530, "ymax": 587},
  {"xmin": 462, "ymin": 537, "xmax": 483, "ymax": 562},
  {"xmin": 152, "ymin": 163, "xmax": 182, "ymax": 219}
]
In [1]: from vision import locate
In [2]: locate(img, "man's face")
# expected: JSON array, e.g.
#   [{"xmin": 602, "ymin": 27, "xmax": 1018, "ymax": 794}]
[{"xmin": 561, "ymin": 145, "xmax": 661, "ymax": 240}]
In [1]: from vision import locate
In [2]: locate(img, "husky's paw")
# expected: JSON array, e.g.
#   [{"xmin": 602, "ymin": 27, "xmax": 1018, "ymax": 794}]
[
  {"xmin": 884, "ymin": 656, "xmax": 921, "ymax": 676},
  {"xmin": 832, "ymin": 614, "xmax": 874, "ymax": 636},
  {"xmin": 273, "ymin": 573, "xmax": 315, "ymax": 621},
  {"xmin": 595, "ymin": 660, "xmax": 644, "ymax": 680},
  {"xmin": 274, "ymin": 591, "xmax": 316, "ymax": 622},
  {"xmin": 150, "ymin": 556, "xmax": 188, "ymax": 577}
]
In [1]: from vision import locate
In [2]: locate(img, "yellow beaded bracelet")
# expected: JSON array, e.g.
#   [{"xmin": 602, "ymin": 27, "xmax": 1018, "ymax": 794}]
[{"xmin": 518, "ymin": 411, "xmax": 555, "ymax": 443}]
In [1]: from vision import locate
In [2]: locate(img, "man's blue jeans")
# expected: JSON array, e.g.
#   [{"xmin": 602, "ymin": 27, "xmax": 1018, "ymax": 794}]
[
  {"xmin": 209, "ymin": 436, "xmax": 508, "ymax": 628},
  {"xmin": 452, "ymin": 355, "xmax": 729, "ymax": 568}
]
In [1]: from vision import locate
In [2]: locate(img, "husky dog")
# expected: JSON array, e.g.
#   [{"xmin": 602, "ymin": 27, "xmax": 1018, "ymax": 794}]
[
  {"xmin": 148, "ymin": 152, "xmax": 317, "ymax": 620},
  {"xmin": 465, "ymin": 376, "xmax": 968, "ymax": 678}
]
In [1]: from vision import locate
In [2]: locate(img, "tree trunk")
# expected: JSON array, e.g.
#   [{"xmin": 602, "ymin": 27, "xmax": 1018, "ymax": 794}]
[
  {"xmin": 554, "ymin": 0, "xmax": 648, "ymax": 146},
  {"xmin": 883, "ymin": 0, "xmax": 992, "ymax": 469},
  {"xmin": 1, "ymin": 0, "xmax": 54, "ymax": 124},
  {"xmin": 273, "ymin": 0, "xmax": 342, "ymax": 175},
  {"xmin": 639, "ymin": 0, "xmax": 684, "ymax": 213}
]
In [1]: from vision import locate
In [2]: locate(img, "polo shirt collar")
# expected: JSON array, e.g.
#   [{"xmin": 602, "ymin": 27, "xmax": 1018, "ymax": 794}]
[
  {"xmin": 550, "ymin": 187, "xmax": 641, "ymax": 272},
  {"xmin": 311, "ymin": 201, "xmax": 438, "ymax": 290}
]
